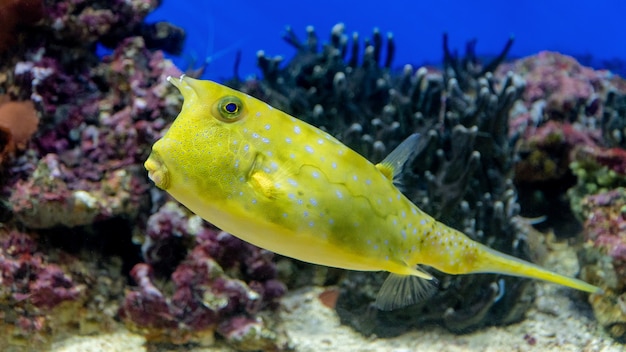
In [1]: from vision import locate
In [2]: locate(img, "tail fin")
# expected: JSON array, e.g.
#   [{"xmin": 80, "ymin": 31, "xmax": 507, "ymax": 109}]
[{"xmin": 471, "ymin": 243, "xmax": 601, "ymax": 294}]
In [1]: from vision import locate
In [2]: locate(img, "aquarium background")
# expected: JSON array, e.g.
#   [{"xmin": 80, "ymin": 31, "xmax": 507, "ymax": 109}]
[
  {"xmin": 3, "ymin": 0, "xmax": 626, "ymax": 349},
  {"xmin": 147, "ymin": 0, "xmax": 626, "ymax": 80}
]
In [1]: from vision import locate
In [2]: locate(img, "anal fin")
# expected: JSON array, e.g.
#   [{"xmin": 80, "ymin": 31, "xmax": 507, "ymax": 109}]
[{"xmin": 374, "ymin": 272, "xmax": 438, "ymax": 311}]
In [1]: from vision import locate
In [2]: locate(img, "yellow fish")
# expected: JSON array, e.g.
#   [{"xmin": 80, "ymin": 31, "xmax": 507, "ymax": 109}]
[{"xmin": 145, "ymin": 75, "xmax": 601, "ymax": 310}]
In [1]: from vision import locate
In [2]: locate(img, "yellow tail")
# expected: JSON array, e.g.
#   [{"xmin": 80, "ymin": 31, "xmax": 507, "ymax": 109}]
[{"xmin": 470, "ymin": 243, "xmax": 600, "ymax": 293}]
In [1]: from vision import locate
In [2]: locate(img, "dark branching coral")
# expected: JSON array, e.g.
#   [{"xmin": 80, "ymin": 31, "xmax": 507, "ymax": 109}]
[
  {"xmin": 231, "ymin": 24, "xmax": 530, "ymax": 334},
  {"xmin": 602, "ymin": 89, "xmax": 626, "ymax": 148},
  {"xmin": 442, "ymin": 32, "xmax": 514, "ymax": 93}
]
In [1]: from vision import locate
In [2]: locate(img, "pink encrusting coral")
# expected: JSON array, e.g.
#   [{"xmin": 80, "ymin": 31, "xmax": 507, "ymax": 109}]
[
  {"xmin": 582, "ymin": 189, "xmax": 626, "ymax": 263},
  {"xmin": 7, "ymin": 33, "xmax": 182, "ymax": 229},
  {"xmin": 497, "ymin": 51, "xmax": 626, "ymax": 341},
  {"xmin": 576, "ymin": 185, "xmax": 626, "ymax": 341},
  {"xmin": 0, "ymin": 229, "xmax": 88, "ymax": 347},
  {"xmin": 499, "ymin": 51, "xmax": 620, "ymax": 123},
  {"xmin": 0, "ymin": 231, "xmax": 82, "ymax": 310}
]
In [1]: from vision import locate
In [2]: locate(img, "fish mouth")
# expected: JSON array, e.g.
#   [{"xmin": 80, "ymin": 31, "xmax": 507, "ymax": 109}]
[{"xmin": 144, "ymin": 150, "xmax": 170, "ymax": 190}]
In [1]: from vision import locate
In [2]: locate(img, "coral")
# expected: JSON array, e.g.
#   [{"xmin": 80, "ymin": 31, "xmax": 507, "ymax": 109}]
[
  {"xmin": 498, "ymin": 51, "xmax": 621, "ymax": 126},
  {"xmin": 0, "ymin": 0, "xmax": 197, "ymax": 349},
  {"xmin": 566, "ymin": 142, "xmax": 626, "ymax": 341},
  {"xmin": 0, "ymin": 96, "xmax": 39, "ymax": 164},
  {"xmin": 1, "ymin": 0, "xmax": 291, "ymax": 349},
  {"xmin": 230, "ymin": 24, "xmax": 531, "ymax": 335},
  {"xmin": 516, "ymin": 121, "xmax": 599, "ymax": 184},
  {"xmin": 138, "ymin": 21, "xmax": 186, "ymax": 55},
  {"xmin": 575, "ymin": 188, "xmax": 626, "ymax": 341},
  {"xmin": 120, "ymin": 204, "xmax": 287, "ymax": 349},
  {"xmin": 569, "ymin": 145, "xmax": 626, "ymax": 221},
  {"xmin": 9, "ymin": 153, "xmax": 144, "ymax": 228},
  {"xmin": 602, "ymin": 89, "xmax": 626, "ymax": 148},
  {"xmin": 581, "ymin": 189, "xmax": 626, "ymax": 266},
  {"xmin": 500, "ymin": 52, "xmax": 626, "ymax": 342},
  {"xmin": 502, "ymin": 53, "xmax": 626, "ymax": 232},
  {"xmin": 0, "ymin": 230, "xmax": 82, "ymax": 310},
  {"xmin": 2, "ymin": 0, "xmax": 621, "ymax": 347},
  {"xmin": 141, "ymin": 201, "xmax": 201, "ymax": 272},
  {"xmin": 442, "ymin": 32, "xmax": 514, "ymax": 93},
  {"xmin": 7, "ymin": 36, "xmax": 182, "ymax": 230},
  {"xmin": 0, "ymin": 229, "xmax": 126, "ymax": 349},
  {"xmin": 43, "ymin": 0, "xmax": 160, "ymax": 49}
]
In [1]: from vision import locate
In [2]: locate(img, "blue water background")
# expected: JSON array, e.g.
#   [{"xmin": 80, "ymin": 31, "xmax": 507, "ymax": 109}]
[{"xmin": 147, "ymin": 1, "xmax": 626, "ymax": 81}]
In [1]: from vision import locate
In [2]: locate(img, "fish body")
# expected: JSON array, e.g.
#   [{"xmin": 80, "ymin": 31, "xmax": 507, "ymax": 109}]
[{"xmin": 145, "ymin": 76, "xmax": 600, "ymax": 310}]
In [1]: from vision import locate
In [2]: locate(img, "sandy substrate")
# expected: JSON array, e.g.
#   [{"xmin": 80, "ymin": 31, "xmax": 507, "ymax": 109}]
[
  {"xmin": 51, "ymin": 243, "xmax": 624, "ymax": 352},
  {"xmin": 279, "ymin": 285, "xmax": 618, "ymax": 352},
  {"xmin": 50, "ymin": 284, "xmax": 622, "ymax": 352}
]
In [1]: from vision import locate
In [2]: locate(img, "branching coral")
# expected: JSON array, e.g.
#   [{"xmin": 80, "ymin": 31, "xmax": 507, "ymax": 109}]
[{"xmin": 602, "ymin": 89, "xmax": 626, "ymax": 148}]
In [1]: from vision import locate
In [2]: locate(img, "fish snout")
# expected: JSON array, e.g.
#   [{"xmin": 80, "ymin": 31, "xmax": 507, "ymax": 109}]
[{"xmin": 144, "ymin": 150, "xmax": 170, "ymax": 190}]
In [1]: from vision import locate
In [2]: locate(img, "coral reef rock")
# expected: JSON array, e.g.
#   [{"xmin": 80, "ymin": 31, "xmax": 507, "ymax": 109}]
[
  {"xmin": 121, "ymin": 202, "xmax": 287, "ymax": 349},
  {"xmin": 499, "ymin": 51, "xmax": 626, "ymax": 342},
  {"xmin": 0, "ymin": 0, "xmax": 284, "ymax": 350}
]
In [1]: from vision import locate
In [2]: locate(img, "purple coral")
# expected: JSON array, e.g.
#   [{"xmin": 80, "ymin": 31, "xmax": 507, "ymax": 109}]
[
  {"xmin": 118, "ymin": 264, "xmax": 177, "ymax": 330},
  {"xmin": 1, "ymin": 0, "xmax": 287, "ymax": 348},
  {"xmin": 27, "ymin": 265, "xmax": 82, "ymax": 310},
  {"xmin": 0, "ymin": 231, "xmax": 82, "ymax": 311},
  {"xmin": 7, "ymin": 35, "xmax": 180, "ymax": 230},
  {"xmin": 0, "ymin": 0, "xmax": 189, "ymax": 348},
  {"xmin": 121, "ymin": 226, "xmax": 286, "ymax": 347},
  {"xmin": 142, "ymin": 201, "xmax": 198, "ymax": 269}
]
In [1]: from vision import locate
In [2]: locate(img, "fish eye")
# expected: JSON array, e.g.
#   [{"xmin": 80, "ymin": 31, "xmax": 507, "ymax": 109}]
[
  {"xmin": 215, "ymin": 95, "xmax": 245, "ymax": 122},
  {"xmin": 225, "ymin": 102, "xmax": 238, "ymax": 113}
]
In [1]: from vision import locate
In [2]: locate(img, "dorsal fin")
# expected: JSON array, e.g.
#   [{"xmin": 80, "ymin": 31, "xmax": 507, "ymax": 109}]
[{"xmin": 375, "ymin": 133, "xmax": 420, "ymax": 183}]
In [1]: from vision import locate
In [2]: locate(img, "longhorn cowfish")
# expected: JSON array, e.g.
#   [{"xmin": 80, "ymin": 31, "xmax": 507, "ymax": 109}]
[{"xmin": 144, "ymin": 75, "xmax": 601, "ymax": 310}]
